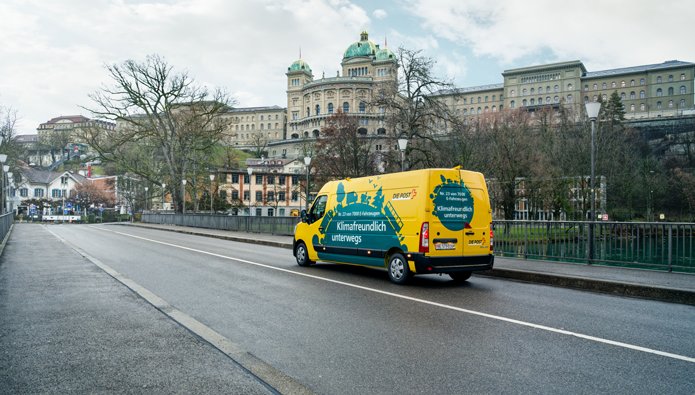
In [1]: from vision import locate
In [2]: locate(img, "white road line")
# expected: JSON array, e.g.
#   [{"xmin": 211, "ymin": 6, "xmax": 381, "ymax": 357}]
[{"xmin": 93, "ymin": 225, "xmax": 695, "ymax": 364}]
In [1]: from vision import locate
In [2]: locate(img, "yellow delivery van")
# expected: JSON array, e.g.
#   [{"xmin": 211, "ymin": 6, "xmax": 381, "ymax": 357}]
[{"xmin": 293, "ymin": 168, "xmax": 494, "ymax": 284}]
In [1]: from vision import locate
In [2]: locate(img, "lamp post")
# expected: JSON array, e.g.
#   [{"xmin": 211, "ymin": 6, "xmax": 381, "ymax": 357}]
[
  {"xmin": 7, "ymin": 173, "xmax": 13, "ymax": 215},
  {"xmin": 181, "ymin": 179, "xmax": 187, "ymax": 214},
  {"xmin": 209, "ymin": 174, "xmax": 215, "ymax": 215},
  {"xmin": 144, "ymin": 187, "xmax": 148, "ymax": 212},
  {"xmin": 247, "ymin": 168, "xmax": 253, "ymax": 216},
  {"xmin": 304, "ymin": 157, "xmax": 311, "ymax": 212},
  {"xmin": 0, "ymin": 154, "xmax": 6, "ymax": 214},
  {"xmin": 585, "ymin": 102, "xmax": 601, "ymax": 263},
  {"xmin": 161, "ymin": 183, "xmax": 166, "ymax": 211},
  {"xmin": 398, "ymin": 139, "xmax": 408, "ymax": 172}
]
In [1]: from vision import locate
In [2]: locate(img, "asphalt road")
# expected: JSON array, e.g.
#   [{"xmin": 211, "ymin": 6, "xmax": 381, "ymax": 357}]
[{"xmin": 39, "ymin": 224, "xmax": 695, "ymax": 393}]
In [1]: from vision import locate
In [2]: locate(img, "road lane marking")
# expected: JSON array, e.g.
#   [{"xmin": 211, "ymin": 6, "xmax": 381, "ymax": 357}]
[{"xmin": 92, "ymin": 225, "xmax": 695, "ymax": 365}]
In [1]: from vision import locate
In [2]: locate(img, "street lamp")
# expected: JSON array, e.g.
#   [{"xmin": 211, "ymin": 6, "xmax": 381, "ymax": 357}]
[
  {"xmin": 0, "ymin": 154, "xmax": 6, "ymax": 214},
  {"xmin": 7, "ymin": 173, "xmax": 13, "ymax": 215},
  {"xmin": 304, "ymin": 157, "xmax": 311, "ymax": 212},
  {"xmin": 247, "ymin": 167, "xmax": 253, "ymax": 216},
  {"xmin": 144, "ymin": 186, "xmax": 148, "ymax": 212},
  {"xmin": 209, "ymin": 174, "xmax": 215, "ymax": 215},
  {"xmin": 585, "ymin": 102, "xmax": 601, "ymax": 263},
  {"xmin": 181, "ymin": 179, "xmax": 187, "ymax": 214},
  {"xmin": 398, "ymin": 139, "xmax": 408, "ymax": 172}
]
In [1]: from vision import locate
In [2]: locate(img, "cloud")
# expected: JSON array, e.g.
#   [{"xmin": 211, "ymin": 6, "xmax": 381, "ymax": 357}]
[
  {"xmin": 373, "ymin": 9, "xmax": 387, "ymax": 19},
  {"xmin": 404, "ymin": 0, "xmax": 695, "ymax": 71}
]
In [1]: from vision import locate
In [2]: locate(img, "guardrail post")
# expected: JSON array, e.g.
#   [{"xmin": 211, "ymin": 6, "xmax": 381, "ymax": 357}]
[
  {"xmin": 668, "ymin": 225, "xmax": 672, "ymax": 272},
  {"xmin": 524, "ymin": 222, "xmax": 528, "ymax": 259},
  {"xmin": 588, "ymin": 222, "xmax": 594, "ymax": 265}
]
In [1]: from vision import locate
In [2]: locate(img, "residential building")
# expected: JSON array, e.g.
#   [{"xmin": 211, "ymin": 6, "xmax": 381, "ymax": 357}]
[{"xmin": 218, "ymin": 168, "xmax": 309, "ymax": 216}]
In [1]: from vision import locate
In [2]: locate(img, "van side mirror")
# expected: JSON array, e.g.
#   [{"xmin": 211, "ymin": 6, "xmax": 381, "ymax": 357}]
[{"xmin": 301, "ymin": 210, "xmax": 307, "ymax": 223}]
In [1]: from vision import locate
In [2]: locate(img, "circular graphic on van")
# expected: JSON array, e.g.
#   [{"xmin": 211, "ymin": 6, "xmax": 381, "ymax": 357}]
[{"xmin": 430, "ymin": 174, "xmax": 474, "ymax": 231}]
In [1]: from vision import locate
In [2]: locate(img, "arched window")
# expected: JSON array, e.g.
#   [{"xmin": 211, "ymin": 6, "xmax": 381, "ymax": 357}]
[
  {"xmin": 630, "ymin": 104, "xmax": 635, "ymax": 111},
  {"xmin": 640, "ymin": 79, "xmax": 645, "ymax": 85},
  {"xmin": 343, "ymin": 102, "xmax": 349, "ymax": 113},
  {"xmin": 260, "ymin": 124, "xmax": 264, "ymax": 130},
  {"xmin": 640, "ymin": 104, "xmax": 645, "ymax": 111},
  {"xmin": 657, "ymin": 88, "xmax": 662, "ymax": 97},
  {"xmin": 554, "ymin": 96, "xmax": 559, "ymax": 103},
  {"xmin": 530, "ymin": 98, "xmax": 535, "ymax": 105},
  {"xmin": 602, "ymin": 94, "xmax": 607, "ymax": 101},
  {"xmin": 668, "ymin": 100, "xmax": 673, "ymax": 108},
  {"xmin": 268, "ymin": 123, "xmax": 271, "ymax": 130},
  {"xmin": 478, "ymin": 97, "xmax": 481, "ymax": 103},
  {"xmin": 523, "ymin": 89, "xmax": 527, "ymax": 96},
  {"xmin": 546, "ymin": 86, "xmax": 551, "ymax": 93},
  {"xmin": 485, "ymin": 96, "xmax": 489, "ymax": 102},
  {"xmin": 657, "ymin": 101, "xmax": 662, "ymax": 109},
  {"xmin": 252, "ymin": 124, "xmax": 255, "ymax": 130},
  {"xmin": 463, "ymin": 109, "xmax": 468, "ymax": 115},
  {"xmin": 621, "ymin": 81, "xmax": 625, "ymax": 87},
  {"xmin": 359, "ymin": 103, "xmax": 365, "ymax": 113},
  {"xmin": 275, "ymin": 123, "xmax": 279, "ymax": 129},
  {"xmin": 246, "ymin": 125, "xmax": 249, "ymax": 131},
  {"xmin": 291, "ymin": 133, "xmax": 299, "ymax": 139},
  {"xmin": 456, "ymin": 109, "xmax": 460, "ymax": 116},
  {"xmin": 681, "ymin": 86, "xmax": 686, "ymax": 94},
  {"xmin": 630, "ymin": 92, "xmax": 635, "ymax": 99},
  {"xmin": 522, "ymin": 99, "xmax": 527, "ymax": 106},
  {"xmin": 640, "ymin": 90, "xmax": 645, "ymax": 99},
  {"xmin": 593, "ymin": 84, "xmax": 598, "ymax": 91},
  {"xmin": 510, "ymin": 90, "xmax": 515, "ymax": 97},
  {"xmin": 602, "ymin": 83, "xmax": 607, "ymax": 89},
  {"xmin": 568, "ymin": 84, "xmax": 572, "ymax": 91},
  {"xmin": 657, "ymin": 76, "xmax": 662, "ymax": 83},
  {"xmin": 470, "ymin": 108, "xmax": 474, "ymax": 114},
  {"xmin": 546, "ymin": 97, "xmax": 551, "ymax": 104},
  {"xmin": 567, "ymin": 95, "xmax": 573, "ymax": 103},
  {"xmin": 539, "ymin": 87, "xmax": 543, "ymax": 94},
  {"xmin": 328, "ymin": 103, "xmax": 334, "ymax": 114},
  {"xmin": 669, "ymin": 75, "xmax": 673, "ymax": 82},
  {"xmin": 315, "ymin": 105, "xmax": 320, "ymax": 115},
  {"xmin": 554, "ymin": 85, "xmax": 559, "ymax": 92},
  {"xmin": 584, "ymin": 85, "xmax": 588, "ymax": 91},
  {"xmin": 584, "ymin": 97, "xmax": 589, "ymax": 104},
  {"xmin": 499, "ymin": 105, "xmax": 504, "ymax": 110},
  {"xmin": 681, "ymin": 74, "xmax": 686, "ymax": 81},
  {"xmin": 620, "ymin": 93, "xmax": 626, "ymax": 100},
  {"xmin": 484, "ymin": 106, "xmax": 489, "ymax": 112},
  {"xmin": 510, "ymin": 101, "xmax": 515, "ymax": 109},
  {"xmin": 235, "ymin": 125, "xmax": 239, "ymax": 131},
  {"xmin": 681, "ymin": 99, "xmax": 686, "ymax": 107},
  {"xmin": 531, "ymin": 88, "xmax": 535, "ymax": 95},
  {"xmin": 493, "ymin": 95, "xmax": 496, "ymax": 101},
  {"xmin": 668, "ymin": 87, "xmax": 674, "ymax": 95},
  {"xmin": 631, "ymin": 80, "xmax": 635, "ymax": 86},
  {"xmin": 477, "ymin": 107, "xmax": 482, "ymax": 114},
  {"xmin": 306, "ymin": 107, "xmax": 310, "ymax": 117},
  {"xmin": 593, "ymin": 95, "xmax": 598, "ymax": 102},
  {"xmin": 611, "ymin": 82, "xmax": 616, "ymax": 88},
  {"xmin": 500, "ymin": 94, "xmax": 504, "ymax": 100}
]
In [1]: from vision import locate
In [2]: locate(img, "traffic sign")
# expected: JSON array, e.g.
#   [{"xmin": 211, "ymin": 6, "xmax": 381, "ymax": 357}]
[
  {"xmin": 67, "ymin": 202, "xmax": 72, "ymax": 208},
  {"xmin": 64, "ymin": 210, "xmax": 68, "ymax": 215},
  {"xmin": 99, "ymin": 207, "xmax": 103, "ymax": 212}
]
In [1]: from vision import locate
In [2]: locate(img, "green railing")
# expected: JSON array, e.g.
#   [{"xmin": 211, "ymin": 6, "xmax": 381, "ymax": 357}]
[{"xmin": 493, "ymin": 220, "xmax": 694, "ymax": 273}]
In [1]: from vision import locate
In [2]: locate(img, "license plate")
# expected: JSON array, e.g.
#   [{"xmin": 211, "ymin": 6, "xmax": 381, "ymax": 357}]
[{"xmin": 435, "ymin": 243, "xmax": 456, "ymax": 250}]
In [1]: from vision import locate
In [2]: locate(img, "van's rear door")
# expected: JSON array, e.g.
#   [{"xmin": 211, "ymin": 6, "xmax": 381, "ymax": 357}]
[{"xmin": 428, "ymin": 170, "xmax": 466, "ymax": 260}]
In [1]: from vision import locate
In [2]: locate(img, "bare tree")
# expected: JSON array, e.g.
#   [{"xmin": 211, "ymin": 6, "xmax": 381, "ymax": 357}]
[
  {"xmin": 248, "ymin": 133, "xmax": 269, "ymax": 158},
  {"xmin": 70, "ymin": 180, "xmax": 116, "ymax": 211},
  {"xmin": 79, "ymin": 54, "xmax": 235, "ymax": 213}
]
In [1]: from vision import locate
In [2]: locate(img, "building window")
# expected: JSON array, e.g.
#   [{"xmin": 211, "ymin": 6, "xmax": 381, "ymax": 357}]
[
  {"xmin": 492, "ymin": 106, "xmax": 497, "ymax": 112},
  {"xmin": 640, "ymin": 90, "xmax": 645, "ymax": 99},
  {"xmin": 279, "ymin": 176, "xmax": 286, "ymax": 186},
  {"xmin": 522, "ymin": 99, "xmax": 527, "ymax": 106},
  {"xmin": 657, "ymin": 76, "xmax": 662, "ymax": 83},
  {"xmin": 231, "ymin": 190, "xmax": 239, "ymax": 200},
  {"xmin": 278, "ymin": 192, "xmax": 285, "ymax": 201},
  {"xmin": 641, "ymin": 103, "xmax": 645, "ymax": 111},
  {"xmin": 669, "ymin": 75, "xmax": 673, "ymax": 82},
  {"xmin": 343, "ymin": 102, "xmax": 349, "ymax": 113},
  {"xmin": 593, "ymin": 84, "xmax": 598, "ymax": 91},
  {"xmin": 669, "ymin": 100, "xmax": 673, "ymax": 108},
  {"xmin": 611, "ymin": 82, "xmax": 616, "ymax": 88},
  {"xmin": 681, "ymin": 99, "xmax": 686, "ymax": 107},
  {"xmin": 34, "ymin": 188, "xmax": 44, "ymax": 197},
  {"xmin": 315, "ymin": 105, "xmax": 320, "ymax": 115},
  {"xmin": 554, "ymin": 85, "xmax": 559, "ymax": 92},
  {"xmin": 602, "ymin": 83, "xmax": 607, "ymax": 89},
  {"xmin": 593, "ymin": 95, "xmax": 598, "ymax": 102},
  {"xmin": 292, "ymin": 176, "xmax": 299, "ymax": 185},
  {"xmin": 554, "ymin": 96, "xmax": 559, "ymax": 103},
  {"xmin": 510, "ymin": 90, "xmax": 515, "ymax": 97},
  {"xmin": 657, "ymin": 101, "xmax": 662, "ymax": 109},
  {"xmin": 630, "ymin": 104, "xmax": 635, "ymax": 111},
  {"xmin": 267, "ymin": 191, "xmax": 275, "ymax": 202},
  {"xmin": 584, "ymin": 85, "xmax": 589, "ymax": 91},
  {"xmin": 291, "ymin": 192, "xmax": 298, "ymax": 201},
  {"xmin": 640, "ymin": 79, "xmax": 645, "ymax": 85},
  {"xmin": 621, "ymin": 81, "xmax": 625, "ymax": 87},
  {"xmin": 680, "ymin": 86, "xmax": 686, "ymax": 94},
  {"xmin": 510, "ymin": 101, "xmax": 515, "ymax": 109},
  {"xmin": 530, "ymin": 98, "xmax": 535, "ymax": 105},
  {"xmin": 668, "ymin": 87, "xmax": 674, "ymax": 95},
  {"xmin": 681, "ymin": 74, "xmax": 686, "ymax": 81},
  {"xmin": 630, "ymin": 92, "xmax": 635, "ymax": 99},
  {"xmin": 232, "ymin": 174, "xmax": 239, "ymax": 184},
  {"xmin": 631, "ymin": 80, "xmax": 635, "ymax": 86},
  {"xmin": 463, "ymin": 109, "xmax": 468, "ymax": 115},
  {"xmin": 621, "ymin": 93, "xmax": 626, "ymax": 100},
  {"xmin": 522, "ymin": 89, "xmax": 527, "ymax": 96},
  {"xmin": 359, "ymin": 103, "xmax": 365, "ymax": 113},
  {"xmin": 255, "ymin": 191, "xmax": 263, "ymax": 201},
  {"xmin": 567, "ymin": 95, "xmax": 572, "ymax": 103},
  {"xmin": 255, "ymin": 175, "xmax": 263, "ymax": 184},
  {"xmin": 657, "ymin": 88, "xmax": 662, "ymax": 97},
  {"xmin": 267, "ymin": 175, "xmax": 274, "ymax": 185},
  {"xmin": 255, "ymin": 208, "xmax": 262, "ymax": 216},
  {"xmin": 456, "ymin": 109, "xmax": 460, "ymax": 116},
  {"xmin": 493, "ymin": 95, "xmax": 496, "ymax": 101},
  {"xmin": 243, "ymin": 174, "xmax": 250, "ymax": 184},
  {"xmin": 485, "ymin": 96, "xmax": 489, "ymax": 102},
  {"xmin": 602, "ymin": 94, "xmax": 607, "ymax": 101}
]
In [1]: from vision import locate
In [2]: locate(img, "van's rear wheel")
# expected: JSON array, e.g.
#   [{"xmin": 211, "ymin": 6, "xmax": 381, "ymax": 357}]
[
  {"xmin": 296, "ymin": 242, "xmax": 313, "ymax": 266},
  {"xmin": 388, "ymin": 253, "xmax": 410, "ymax": 284},
  {"xmin": 449, "ymin": 271, "xmax": 472, "ymax": 282}
]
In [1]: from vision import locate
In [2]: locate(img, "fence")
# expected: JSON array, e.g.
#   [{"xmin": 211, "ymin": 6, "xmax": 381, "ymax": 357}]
[
  {"xmin": 0, "ymin": 213, "xmax": 12, "ymax": 243},
  {"xmin": 493, "ymin": 220, "xmax": 694, "ymax": 273},
  {"xmin": 142, "ymin": 214, "xmax": 302, "ymax": 236}
]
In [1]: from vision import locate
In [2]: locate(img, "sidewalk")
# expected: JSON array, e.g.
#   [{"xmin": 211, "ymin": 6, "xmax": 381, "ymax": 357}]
[
  {"xmin": 114, "ymin": 222, "xmax": 695, "ymax": 306},
  {"xmin": 0, "ymin": 224, "xmax": 277, "ymax": 394}
]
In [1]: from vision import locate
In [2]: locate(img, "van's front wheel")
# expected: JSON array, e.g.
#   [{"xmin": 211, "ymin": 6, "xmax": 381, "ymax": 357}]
[
  {"xmin": 388, "ymin": 253, "xmax": 410, "ymax": 284},
  {"xmin": 296, "ymin": 242, "xmax": 314, "ymax": 266}
]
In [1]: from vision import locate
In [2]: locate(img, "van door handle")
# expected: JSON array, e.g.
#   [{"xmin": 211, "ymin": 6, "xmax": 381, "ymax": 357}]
[{"xmin": 465, "ymin": 232, "xmax": 475, "ymax": 235}]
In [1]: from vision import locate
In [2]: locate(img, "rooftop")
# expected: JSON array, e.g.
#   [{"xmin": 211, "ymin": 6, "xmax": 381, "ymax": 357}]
[{"xmin": 583, "ymin": 60, "xmax": 695, "ymax": 78}]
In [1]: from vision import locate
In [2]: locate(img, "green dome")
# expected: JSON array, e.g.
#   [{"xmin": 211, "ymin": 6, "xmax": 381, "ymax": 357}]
[
  {"xmin": 289, "ymin": 60, "xmax": 312, "ymax": 73},
  {"xmin": 343, "ymin": 29, "xmax": 377, "ymax": 59},
  {"xmin": 376, "ymin": 48, "xmax": 395, "ymax": 61}
]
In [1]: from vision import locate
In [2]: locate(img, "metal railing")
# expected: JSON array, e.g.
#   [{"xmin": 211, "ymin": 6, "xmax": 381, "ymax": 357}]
[
  {"xmin": 493, "ymin": 220, "xmax": 694, "ymax": 273},
  {"xmin": 0, "ymin": 213, "xmax": 13, "ymax": 243},
  {"xmin": 142, "ymin": 214, "xmax": 302, "ymax": 236}
]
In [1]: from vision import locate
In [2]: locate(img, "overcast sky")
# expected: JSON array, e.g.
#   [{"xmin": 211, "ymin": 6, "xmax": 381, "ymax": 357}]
[{"xmin": 2, "ymin": 0, "xmax": 693, "ymax": 135}]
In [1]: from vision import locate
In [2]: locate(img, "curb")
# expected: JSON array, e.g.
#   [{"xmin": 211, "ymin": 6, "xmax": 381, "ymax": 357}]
[
  {"xmin": 474, "ymin": 268, "xmax": 695, "ymax": 306},
  {"xmin": 112, "ymin": 223, "xmax": 695, "ymax": 306}
]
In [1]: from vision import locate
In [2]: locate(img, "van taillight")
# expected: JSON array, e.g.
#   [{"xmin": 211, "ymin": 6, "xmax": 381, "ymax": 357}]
[
  {"xmin": 464, "ymin": 222, "xmax": 472, "ymax": 229},
  {"xmin": 420, "ymin": 222, "xmax": 429, "ymax": 253},
  {"xmin": 490, "ymin": 224, "xmax": 494, "ymax": 253}
]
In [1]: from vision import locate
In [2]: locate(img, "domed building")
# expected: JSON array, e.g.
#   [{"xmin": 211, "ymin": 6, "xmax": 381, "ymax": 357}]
[{"xmin": 265, "ymin": 29, "xmax": 398, "ymax": 159}]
